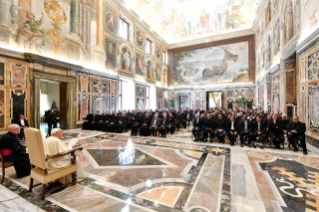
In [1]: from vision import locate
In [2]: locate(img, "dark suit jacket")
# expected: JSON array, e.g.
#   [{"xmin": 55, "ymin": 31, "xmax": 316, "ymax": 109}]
[
  {"xmin": 227, "ymin": 120, "xmax": 239, "ymax": 133},
  {"xmin": 193, "ymin": 118, "xmax": 204, "ymax": 129},
  {"xmin": 239, "ymin": 120, "xmax": 252, "ymax": 133},
  {"xmin": 14, "ymin": 118, "xmax": 29, "ymax": 127},
  {"xmin": 267, "ymin": 119, "xmax": 283, "ymax": 135},
  {"xmin": 215, "ymin": 118, "xmax": 226, "ymax": 130},
  {"xmin": 288, "ymin": 122, "xmax": 306, "ymax": 135},
  {"xmin": 253, "ymin": 121, "xmax": 267, "ymax": 134},
  {"xmin": 150, "ymin": 118, "xmax": 160, "ymax": 127},
  {"xmin": 204, "ymin": 118, "xmax": 214, "ymax": 130},
  {"xmin": 159, "ymin": 118, "xmax": 168, "ymax": 128}
]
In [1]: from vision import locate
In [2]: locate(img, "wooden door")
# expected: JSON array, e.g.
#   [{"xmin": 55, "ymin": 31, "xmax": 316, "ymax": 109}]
[{"xmin": 60, "ymin": 83, "xmax": 67, "ymax": 129}]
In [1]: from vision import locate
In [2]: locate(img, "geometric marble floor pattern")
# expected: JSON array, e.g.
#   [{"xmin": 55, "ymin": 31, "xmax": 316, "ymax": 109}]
[{"xmin": 1, "ymin": 129, "xmax": 319, "ymax": 211}]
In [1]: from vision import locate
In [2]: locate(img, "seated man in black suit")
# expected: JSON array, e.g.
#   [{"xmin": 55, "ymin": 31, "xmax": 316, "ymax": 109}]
[
  {"xmin": 227, "ymin": 116, "xmax": 238, "ymax": 146},
  {"xmin": 239, "ymin": 115, "xmax": 253, "ymax": 147},
  {"xmin": 288, "ymin": 116, "xmax": 307, "ymax": 155},
  {"xmin": 268, "ymin": 114, "xmax": 285, "ymax": 149},
  {"xmin": 108, "ymin": 111, "xmax": 118, "ymax": 132},
  {"xmin": 159, "ymin": 112, "xmax": 168, "ymax": 137},
  {"xmin": 82, "ymin": 110, "xmax": 94, "ymax": 130},
  {"xmin": 0, "ymin": 124, "xmax": 31, "ymax": 178},
  {"xmin": 115, "ymin": 112, "xmax": 126, "ymax": 133},
  {"xmin": 202, "ymin": 114, "xmax": 214, "ymax": 142},
  {"xmin": 140, "ymin": 113, "xmax": 152, "ymax": 136},
  {"xmin": 253, "ymin": 116, "xmax": 267, "ymax": 149},
  {"xmin": 214, "ymin": 113, "xmax": 227, "ymax": 143},
  {"xmin": 14, "ymin": 114, "xmax": 29, "ymax": 140},
  {"xmin": 149, "ymin": 114, "xmax": 160, "ymax": 136},
  {"xmin": 281, "ymin": 114, "xmax": 290, "ymax": 135},
  {"xmin": 167, "ymin": 113, "xmax": 176, "ymax": 135},
  {"xmin": 192, "ymin": 114, "xmax": 203, "ymax": 141}
]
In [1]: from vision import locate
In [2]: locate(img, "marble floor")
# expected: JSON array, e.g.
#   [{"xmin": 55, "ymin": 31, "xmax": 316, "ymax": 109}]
[{"xmin": 1, "ymin": 127, "xmax": 319, "ymax": 211}]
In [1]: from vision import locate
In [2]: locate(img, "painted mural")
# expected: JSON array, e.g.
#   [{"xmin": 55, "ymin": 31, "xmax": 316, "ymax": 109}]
[
  {"xmin": 309, "ymin": 85, "xmax": 319, "ymax": 133},
  {"xmin": 135, "ymin": 29, "xmax": 145, "ymax": 48},
  {"xmin": 273, "ymin": 74, "xmax": 279, "ymax": 92},
  {"xmin": 156, "ymin": 63, "xmax": 161, "ymax": 82},
  {"xmin": 136, "ymin": 53, "xmax": 144, "ymax": 76},
  {"xmin": 124, "ymin": 0, "xmax": 257, "ymax": 44},
  {"xmin": 105, "ymin": 38, "xmax": 116, "ymax": 70},
  {"xmin": 146, "ymin": 60, "xmax": 155, "ymax": 80},
  {"xmin": 300, "ymin": 0, "xmax": 319, "ymax": 41},
  {"xmin": 284, "ymin": 0, "xmax": 294, "ymax": 45},
  {"xmin": 172, "ymin": 41, "xmax": 249, "ymax": 86},
  {"xmin": 273, "ymin": 19, "xmax": 280, "ymax": 56},
  {"xmin": 121, "ymin": 46, "xmax": 132, "ymax": 72},
  {"xmin": 105, "ymin": 7, "xmax": 118, "ymax": 36},
  {"xmin": 273, "ymin": 93, "xmax": 280, "ymax": 114}
]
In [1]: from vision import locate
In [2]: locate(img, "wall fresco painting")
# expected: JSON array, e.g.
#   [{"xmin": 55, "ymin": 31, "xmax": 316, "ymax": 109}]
[
  {"xmin": 273, "ymin": 75, "xmax": 279, "ymax": 92},
  {"xmin": 284, "ymin": 0, "xmax": 294, "ymax": 45},
  {"xmin": 105, "ymin": 38, "xmax": 117, "ymax": 70},
  {"xmin": 273, "ymin": 19, "xmax": 280, "ymax": 56},
  {"xmin": 156, "ymin": 63, "xmax": 161, "ymax": 82},
  {"xmin": 273, "ymin": 93, "xmax": 280, "ymax": 114},
  {"xmin": 146, "ymin": 60, "xmax": 155, "ymax": 80},
  {"xmin": 121, "ymin": 46, "xmax": 132, "ymax": 72},
  {"xmin": 172, "ymin": 41, "xmax": 249, "ymax": 86},
  {"xmin": 286, "ymin": 71, "xmax": 295, "ymax": 104},
  {"xmin": 301, "ymin": 0, "xmax": 319, "ymax": 40},
  {"xmin": 136, "ymin": 53, "xmax": 145, "ymax": 76},
  {"xmin": 309, "ymin": 86, "xmax": 319, "ymax": 133}
]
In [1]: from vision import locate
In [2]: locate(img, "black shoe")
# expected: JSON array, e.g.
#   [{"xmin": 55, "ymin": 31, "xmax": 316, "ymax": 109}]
[
  {"xmin": 303, "ymin": 152, "xmax": 308, "ymax": 155},
  {"xmin": 253, "ymin": 145, "xmax": 256, "ymax": 148},
  {"xmin": 260, "ymin": 145, "xmax": 264, "ymax": 149},
  {"xmin": 293, "ymin": 148, "xmax": 298, "ymax": 152},
  {"xmin": 248, "ymin": 144, "xmax": 251, "ymax": 148},
  {"xmin": 240, "ymin": 144, "xmax": 243, "ymax": 147},
  {"xmin": 230, "ymin": 143, "xmax": 234, "ymax": 146}
]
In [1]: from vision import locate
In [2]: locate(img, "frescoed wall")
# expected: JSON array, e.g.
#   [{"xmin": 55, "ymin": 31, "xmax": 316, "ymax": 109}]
[
  {"xmin": 224, "ymin": 87, "xmax": 255, "ymax": 109},
  {"xmin": 171, "ymin": 41, "xmax": 250, "ymax": 86}
]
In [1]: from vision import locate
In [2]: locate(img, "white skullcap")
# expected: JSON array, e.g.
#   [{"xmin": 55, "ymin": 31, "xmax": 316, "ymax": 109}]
[{"xmin": 51, "ymin": 128, "xmax": 62, "ymax": 135}]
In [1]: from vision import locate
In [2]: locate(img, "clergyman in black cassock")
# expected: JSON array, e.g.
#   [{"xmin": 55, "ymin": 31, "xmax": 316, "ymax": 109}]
[
  {"xmin": 288, "ymin": 116, "xmax": 308, "ymax": 155},
  {"xmin": 82, "ymin": 110, "xmax": 94, "ymax": 130},
  {"xmin": 0, "ymin": 124, "xmax": 31, "ymax": 178}
]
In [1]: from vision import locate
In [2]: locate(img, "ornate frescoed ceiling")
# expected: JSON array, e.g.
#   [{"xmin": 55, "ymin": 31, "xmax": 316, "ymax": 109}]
[{"xmin": 124, "ymin": 0, "xmax": 257, "ymax": 44}]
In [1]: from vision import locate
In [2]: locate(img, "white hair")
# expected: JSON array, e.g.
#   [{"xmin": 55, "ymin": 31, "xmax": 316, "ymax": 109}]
[
  {"xmin": 8, "ymin": 124, "xmax": 19, "ymax": 130},
  {"xmin": 282, "ymin": 114, "xmax": 287, "ymax": 117},
  {"xmin": 51, "ymin": 128, "xmax": 62, "ymax": 135}
]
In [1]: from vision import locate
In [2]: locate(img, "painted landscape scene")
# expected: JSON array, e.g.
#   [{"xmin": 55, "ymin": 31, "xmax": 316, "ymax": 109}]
[{"xmin": 172, "ymin": 41, "xmax": 249, "ymax": 86}]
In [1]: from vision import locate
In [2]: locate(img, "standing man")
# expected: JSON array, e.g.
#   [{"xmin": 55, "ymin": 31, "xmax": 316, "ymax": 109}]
[
  {"xmin": 14, "ymin": 114, "xmax": 29, "ymax": 140},
  {"xmin": 288, "ymin": 116, "xmax": 307, "ymax": 155},
  {"xmin": 47, "ymin": 107, "xmax": 60, "ymax": 137}
]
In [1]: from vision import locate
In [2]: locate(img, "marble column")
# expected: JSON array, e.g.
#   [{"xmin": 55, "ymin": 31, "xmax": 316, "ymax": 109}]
[
  {"xmin": 92, "ymin": 0, "xmax": 106, "ymax": 68},
  {"xmin": 70, "ymin": 0, "xmax": 80, "ymax": 36}
]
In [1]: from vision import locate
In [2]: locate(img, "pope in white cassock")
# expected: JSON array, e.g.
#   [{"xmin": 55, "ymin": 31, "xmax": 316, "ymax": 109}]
[{"xmin": 44, "ymin": 128, "xmax": 85, "ymax": 184}]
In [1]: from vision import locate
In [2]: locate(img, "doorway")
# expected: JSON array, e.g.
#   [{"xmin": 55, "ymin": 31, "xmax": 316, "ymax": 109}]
[
  {"xmin": 179, "ymin": 95, "xmax": 189, "ymax": 110},
  {"xmin": 206, "ymin": 92, "xmax": 223, "ymax": 110},
  {"xmin": 31, "ymin": 71, "xmax": 77, "ymax": 132},
  {"xmin": 39, "ymin": 80, "xmax": 68, "ymax": 136}
]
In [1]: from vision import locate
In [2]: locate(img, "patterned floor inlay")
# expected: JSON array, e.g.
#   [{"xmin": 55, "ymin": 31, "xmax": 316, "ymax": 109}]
[{"xmin": 1, "ymin": 129, "xmax": 319, "ymax": 211}]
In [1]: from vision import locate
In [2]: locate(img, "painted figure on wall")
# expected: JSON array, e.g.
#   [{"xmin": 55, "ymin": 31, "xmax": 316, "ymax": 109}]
[
  {"xmin": 155, "ymin": 46, "xmax": 161, "ymax": 59},
  {"xmin": 172, "ymin": 41, "xmax": 249, "ymax": 86},
  {"xmin": 136, "ymin": 53, "xmax": 144, "ymax": 76},
  {"xmin": 16, "ymin": 12, "xmax": 45, "ymax": 54},
  {"xmin": 273, "ymin": 19, "xmax": 280, "ymax": 55},
  {"xmin": 106, "ymin": 12, "xmax": 117, "ymax": 33},
  {"xmin": 310, "ymin": 8, "xmax": 319, "ymax": 30},
  {"xmin": 147, "ymin": 60, "xmax": 155, "ymax": 80},
  {"xmin": 284, "ymin": 0, "xmax": 294, "ymax": 45},
  {"xmin": 156, "ymin": 64, "xmax": 161, "ymax": 81},
  {"xmin": 267, "ymin": 36, "xmax": 271, "ymax": 63},
  {"xmin": 105, "ymin": 38, "xmax": 116, "ymax": 70},
  {"xmin": 199, "ymin": 9, "xmax": 210, "ymax": 29},
  {"xmin": 121, "ymin": 47, "xmax": 132, "ymax": 72},
  {"xmin": 136, "ymin": 30, "xmax": 144, "ymax": 47}
]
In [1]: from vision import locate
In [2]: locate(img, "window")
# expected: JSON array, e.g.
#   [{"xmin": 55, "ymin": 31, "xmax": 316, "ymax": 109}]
[
  {"xmin": 119, "ymin": 18, "xmax": 129, "ymax": 40},
  {"xmin": 162, "ymin": 51, "xmax": 168, "ymax": 64},
  {"xmin": 146, "ymin": 39, "xmax": 152, "ymax": 54}
]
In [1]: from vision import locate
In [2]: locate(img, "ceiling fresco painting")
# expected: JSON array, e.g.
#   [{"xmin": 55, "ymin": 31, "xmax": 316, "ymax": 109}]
[{"xmin": 124, "ymin": 0, "xmax": 257, "ymax": 44}]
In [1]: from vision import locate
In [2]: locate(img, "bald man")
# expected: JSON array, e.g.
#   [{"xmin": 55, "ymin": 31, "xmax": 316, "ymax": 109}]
[
  {"xmin": 0, "ymin": 124, "xmax": 31, "ymax": 178},
  {"xmin": 44, "ymin": 128, "xmax": 85, "ymax": 184}
]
